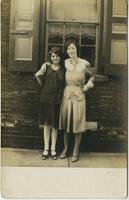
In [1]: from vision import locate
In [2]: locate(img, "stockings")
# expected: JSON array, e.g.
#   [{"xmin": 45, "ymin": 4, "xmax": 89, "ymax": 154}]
[
  {"xmin": 43, "ymin": 125, "xmax": 57, "ymax": 151},
  {"xmin": 62, "ymin": 133, "xmax": 82, "ymax": 156}
]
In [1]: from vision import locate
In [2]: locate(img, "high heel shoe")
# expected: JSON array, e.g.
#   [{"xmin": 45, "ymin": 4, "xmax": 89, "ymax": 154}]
[
  {"xmin": 51, "ymin": 150, "xmax": 57, "ymax": 160},
  {"xmin": 71, "ymin": 153, "xmax": 79, "ymax": 162},
  {"xmin": 60, "ymin": 151, "xmax": 67, "ymax": 159},
  {"xmin": 42, "ymin": 150, "xmax": 49, "ymax": 160}
]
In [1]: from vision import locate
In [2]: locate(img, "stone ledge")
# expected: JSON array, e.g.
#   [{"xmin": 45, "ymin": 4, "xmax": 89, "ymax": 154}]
[{"xmin": 86, "ymin": 122, "xmax": 98, "ymax": 130}]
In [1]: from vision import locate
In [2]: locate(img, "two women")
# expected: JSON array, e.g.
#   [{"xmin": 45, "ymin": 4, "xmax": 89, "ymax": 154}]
[{"xmin": 35, "ymin": 40, "xmax": 94, "ymax": 162}]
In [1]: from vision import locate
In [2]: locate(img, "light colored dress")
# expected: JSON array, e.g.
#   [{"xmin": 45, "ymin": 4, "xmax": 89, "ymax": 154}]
[{"xmin": 59, "ymin": 58, "xmax": 94, "ymax": 133}]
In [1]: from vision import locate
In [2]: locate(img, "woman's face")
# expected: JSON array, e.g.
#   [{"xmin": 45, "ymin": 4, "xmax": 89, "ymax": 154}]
[
  {"xmin": 67, "ymin": 43, "xmax": 77, "ymax": 58},
  {"xmin": 51, "ymin": 53, "xmax": 60, "ymax": 64}
]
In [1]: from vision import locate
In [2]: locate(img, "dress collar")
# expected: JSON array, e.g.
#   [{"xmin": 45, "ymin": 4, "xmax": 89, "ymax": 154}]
[{"xmin": 65, "ymin": 58, "xmax": 86, "ymax": 72}]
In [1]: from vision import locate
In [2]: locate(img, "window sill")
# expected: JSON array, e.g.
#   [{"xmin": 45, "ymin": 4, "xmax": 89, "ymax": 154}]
[{"xmin": 94, "ymin": 74, "xmax": 109, "ymax": 82}]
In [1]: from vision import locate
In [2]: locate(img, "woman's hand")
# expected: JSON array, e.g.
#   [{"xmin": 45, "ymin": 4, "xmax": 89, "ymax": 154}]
[
  {"xmin": 82, "ymin": 85, "xmax": 89, "ymax": 92},
  {"xmin": 82, "ymin": 77, "xmax": 94, "ymax": 93}
]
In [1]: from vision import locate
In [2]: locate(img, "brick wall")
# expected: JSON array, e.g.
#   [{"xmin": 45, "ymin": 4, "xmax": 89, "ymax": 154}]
[
  {"xmin": 1, "ymin": 0, "xmax": 127, "ymax": 152},
  {"xmin": 1, "ymin": 0, "xmax": 42, "ymax": 149},
  {"xmin": 87, "ymin": 78, "xmax": 127, "ymax": 129}
]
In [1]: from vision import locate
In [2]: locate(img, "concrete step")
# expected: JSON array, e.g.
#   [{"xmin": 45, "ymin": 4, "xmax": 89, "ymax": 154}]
[{"xmin": 1, "ymin": 148, "xmax": 127, "ymax": 168}]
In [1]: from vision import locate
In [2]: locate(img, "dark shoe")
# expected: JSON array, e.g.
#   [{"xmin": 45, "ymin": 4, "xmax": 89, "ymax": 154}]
[
  {"xmin": 51, "ymin": 150, "xmax": 57, "ymax": 160},
  {"xmin": 42, "ymin": 150, "xmax": 49, "ymax": 160}
]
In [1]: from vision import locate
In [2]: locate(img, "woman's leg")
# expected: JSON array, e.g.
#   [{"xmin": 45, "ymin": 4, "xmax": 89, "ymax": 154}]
[
  {"xmin": 72, "ymin": 133, "xmax": 82, "ymax": 161},
  {"xmin": 51, "ymin": 127, "xmax": 58, "ymax": 152},
  {"xmin": 60, "ymin": 133, "xmax": 69, "ymax": 158},
  {"xmin": 63, "ymin": 133, "xmax": 69, "ymax": 153},
  {"xmin": 43, "ymin": 125, "xmax": 51, "ymax": 152},
  {"xmin": 42, "ymin": 125, "xmax": 51, "ymax": 159},
  {"xmin": 50, "ymin": 127, "xmax": 58, "ymax": 159}
]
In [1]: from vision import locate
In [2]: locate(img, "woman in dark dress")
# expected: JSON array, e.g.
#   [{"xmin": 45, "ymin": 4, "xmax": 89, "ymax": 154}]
[{"xmin": 35, "ymin": 47, "xmax": 65, "ymax": 160}]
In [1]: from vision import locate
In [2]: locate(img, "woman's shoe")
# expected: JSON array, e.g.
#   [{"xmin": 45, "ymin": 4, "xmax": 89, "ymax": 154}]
[
  {"xmin": 60, "ymin": 152, "xmax": 67, "ymax": 159},
  {"xmin": 71, "ymin": 153, "xmax": 79, "ymax": 162},
  {"xmin": 51, "ymin": 150, "xmax": 57, "ymax": 160},
  {"xmin": 42, "ymin": 150, "xmax": 49, "ymax": 160}
]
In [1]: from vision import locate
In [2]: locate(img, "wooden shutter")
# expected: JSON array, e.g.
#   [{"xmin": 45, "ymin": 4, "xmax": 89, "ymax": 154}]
[
  {"xmin": 8, "ymin": 0, "xmax": 40, "ymax": 72},
  {"xmin": 103, "ymin": 0, "xmax": 128, "ymax": 76}
]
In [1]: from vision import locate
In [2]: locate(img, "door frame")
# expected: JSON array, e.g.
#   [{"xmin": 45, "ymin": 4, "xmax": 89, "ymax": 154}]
[{"xmin": 38, "ymin": 0, "xmax": 47, "ymax": 66}]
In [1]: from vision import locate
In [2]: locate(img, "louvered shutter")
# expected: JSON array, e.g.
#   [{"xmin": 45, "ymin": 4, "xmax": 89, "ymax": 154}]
[
  {"xmin": 103, "ymin": 0, "xmax": 128, "ymax": 76},
  {"xmin": 8, "ymin": 0, "xmax": 40, "ymax": 72}
]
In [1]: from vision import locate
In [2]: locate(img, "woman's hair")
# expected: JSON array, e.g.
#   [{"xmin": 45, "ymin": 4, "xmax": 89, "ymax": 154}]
[
  {"xmin": 48, "ymin": 46, "xmax": 63, "ymax": 65},
  {"xmin": 64, "ymin": 39, "xmax": 80, "ymax": 59}
]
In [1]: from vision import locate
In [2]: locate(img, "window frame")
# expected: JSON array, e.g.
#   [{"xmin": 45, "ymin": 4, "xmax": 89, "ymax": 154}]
[{"xmin": 44, "ymin": 0, "xmax": 104, "ymax": 74}]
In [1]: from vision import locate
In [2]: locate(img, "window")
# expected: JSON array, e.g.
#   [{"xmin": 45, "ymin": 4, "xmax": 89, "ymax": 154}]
[
  {"xmin": 45, "ymin": 0, "xmax": 102, "ymax": 70},
  {"xmin": 8, "ymin": 0, "xmax": 127, "ymax": 74}
]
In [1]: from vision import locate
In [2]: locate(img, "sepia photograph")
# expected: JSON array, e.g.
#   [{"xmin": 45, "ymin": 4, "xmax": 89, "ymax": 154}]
[{"xmin": 1, "ymin": 0, "xmax": 128, "ymax": 198}]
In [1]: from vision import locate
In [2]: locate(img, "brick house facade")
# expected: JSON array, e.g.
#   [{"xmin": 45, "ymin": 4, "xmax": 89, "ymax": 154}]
[{"xmin": 1, "ymin": 0, "xmax": 127, "ymax": 152}]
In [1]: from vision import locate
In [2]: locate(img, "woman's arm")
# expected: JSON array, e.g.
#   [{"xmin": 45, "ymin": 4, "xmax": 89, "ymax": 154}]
[
  {"xmin": 82, "ymin": 62, "xmax": 94, "ymax": 92},
  {"xmin": 35, "ymin": 62, "xmax": 49, "ymax": 86},
  {"xmin": 82, "ymin": 76, "xmax": 94, "ymax": 92}
]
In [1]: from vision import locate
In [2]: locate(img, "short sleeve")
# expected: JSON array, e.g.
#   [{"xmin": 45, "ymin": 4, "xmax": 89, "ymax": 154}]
[
  {"xmin": 35, "ymin": 62, "xmax": 49, "ymax": 77},
  {"xmin": 83, "ymin": 59, "xmax": 94, "ymax": 82},
  {"xmin": 83, "ymin": 60, "xmax": 91, "ymax": 74},
  {"xmin": 84, "ymin": 59, "xmax": 90, "ymax": 68}
]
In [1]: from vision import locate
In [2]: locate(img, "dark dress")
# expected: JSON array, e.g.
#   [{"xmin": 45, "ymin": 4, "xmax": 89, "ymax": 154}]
[{"xmin": 37, "ymin": 63, "xmax": 65, "ymax": 129}]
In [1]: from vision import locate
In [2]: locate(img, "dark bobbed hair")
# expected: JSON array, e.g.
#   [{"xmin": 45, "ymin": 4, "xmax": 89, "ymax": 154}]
[
  {"xmin": 64, "ymin": 39, "xmax": 80, "ymax": 59},
  {"xmin": 48, "ymin": 46, "xmax": 64, "ymax": 68},
  {"xmin": 48, "ymin": 46, "xmax": 63, "ymax": 65}
]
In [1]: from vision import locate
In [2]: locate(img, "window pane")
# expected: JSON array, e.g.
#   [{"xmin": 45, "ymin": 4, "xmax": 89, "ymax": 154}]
[
  {"xmin": 47, "ymin": 0, "xmax": 65, "ymax": 20},
  {"xmin": 48, "ymin": 23, "xmax": 63, "ymax": 44},
  {"xmin": 47, "ymin": 0, "xmax": 81, "ymax": 21},
  {"xmin": 80, "ymin": 46, "xmax": 95, "ymax": 67},
  {"xmin": 47, "ymin": 0, "xmax": 100, "ymax": 22},
  {"xmin": 65, "ymin": 23, "xmax": 80, "ymax": 44},
  {"xmin": 81, "ymin": 25, "xmax": 96, "ymax": 45},
  {"xmin": 81, "ymin": 0, "xmax": 98, "ymax": 22},
  {"xmin": 64, "ymin": 0, "xmax": 81, "ymax": 21}
]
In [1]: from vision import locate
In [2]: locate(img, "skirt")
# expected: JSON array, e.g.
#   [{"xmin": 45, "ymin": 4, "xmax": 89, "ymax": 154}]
[
  {"xmin": 39, "ymin": 103, "xmax": 60, "ymax": 129},
  {"xmin": 59, "ymin": 86, "xmax": 87, "ymax": 133}
]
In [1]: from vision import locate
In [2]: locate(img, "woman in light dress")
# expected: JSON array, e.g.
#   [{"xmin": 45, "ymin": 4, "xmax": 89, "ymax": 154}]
[{"xmin": 59, "ymin": 40, "xmax": 94, "ymax": 162}]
